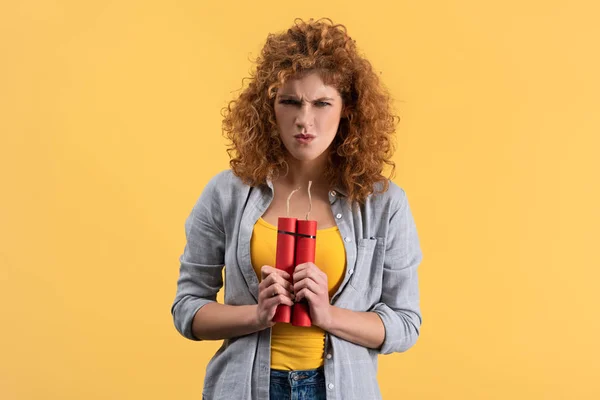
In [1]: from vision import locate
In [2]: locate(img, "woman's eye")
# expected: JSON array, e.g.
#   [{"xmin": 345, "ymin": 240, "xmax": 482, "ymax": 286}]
[{"xmin": 278, "ymin": 99, "xmax": 330, "ymax": 107}]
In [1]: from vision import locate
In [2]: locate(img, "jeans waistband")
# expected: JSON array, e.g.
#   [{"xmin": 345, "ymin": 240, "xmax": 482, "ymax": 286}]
[{"xmin": 270, "ymin": 366, "xmax": 325, "ymax": 386}]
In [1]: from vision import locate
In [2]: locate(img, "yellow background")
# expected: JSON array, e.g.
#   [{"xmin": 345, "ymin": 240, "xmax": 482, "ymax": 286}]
[{"xmin": 1, "ymin": 1, "xmax": 599, "ymax": 399}]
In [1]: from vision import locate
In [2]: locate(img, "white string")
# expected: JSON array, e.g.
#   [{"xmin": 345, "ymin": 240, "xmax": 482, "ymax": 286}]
[
  {"xmin": 286, "ymin": 187, "xmax": 301, "ymax": 217},
  {"xmin": 305, "ymin": 181, "xmax": 313, "ymax": 220}
]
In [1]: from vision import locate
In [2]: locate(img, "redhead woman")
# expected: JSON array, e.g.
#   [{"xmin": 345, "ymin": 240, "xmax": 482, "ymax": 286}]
[{"xmin": 171, "ymin": 17, "xmax": 423, "ymax": 400}]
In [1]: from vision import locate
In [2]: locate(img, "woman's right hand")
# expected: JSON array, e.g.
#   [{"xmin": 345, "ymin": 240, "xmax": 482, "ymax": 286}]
[{"xmin": 257, "ymin": 265, "xmax": 295, "ymax": 328}]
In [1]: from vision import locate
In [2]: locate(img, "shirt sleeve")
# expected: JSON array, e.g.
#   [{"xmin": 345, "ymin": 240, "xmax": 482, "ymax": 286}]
[
  {"xmin": 370, "ymin": 188, "xmax": 423, "ymax": 354},
  {"xmin": 170, "ymin": 174, "xmax": 226, "ymax": 341}
]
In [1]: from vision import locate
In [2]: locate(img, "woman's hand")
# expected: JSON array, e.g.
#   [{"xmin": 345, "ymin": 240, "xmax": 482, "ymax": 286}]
[
  {"xmin": 293, "ymin": 262, "xmax": 332, "ymax": 329},
  {"xmin": 256, "ymin": 265, "xmax": 295, "ymax": 329}
]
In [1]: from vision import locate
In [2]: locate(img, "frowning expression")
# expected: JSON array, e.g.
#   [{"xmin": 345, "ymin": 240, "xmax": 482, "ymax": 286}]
[{"xmin": 274, "ymin": 72, "xmax": 343, "ymax": 163}]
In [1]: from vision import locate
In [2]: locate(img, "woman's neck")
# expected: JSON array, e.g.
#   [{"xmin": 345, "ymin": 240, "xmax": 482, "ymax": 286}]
[{"xmin": 276, "ymin": 155, "xmax": 329, "ymax": 190}]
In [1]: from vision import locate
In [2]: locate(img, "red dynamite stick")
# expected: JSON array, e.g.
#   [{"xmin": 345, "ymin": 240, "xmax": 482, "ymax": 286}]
[
  {"xmin": 273, "ymin": 217, "xmax": 297, "ymax": 323},
  {"xmin": 291, "ymin": 219, "xmax": 317, "ymax": 327}
]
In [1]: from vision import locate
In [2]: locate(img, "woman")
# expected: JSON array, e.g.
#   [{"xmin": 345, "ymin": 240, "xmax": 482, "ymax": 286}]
[{"xmin": 171, "ymin": 17, "xmax": 423, "ymax": 400}]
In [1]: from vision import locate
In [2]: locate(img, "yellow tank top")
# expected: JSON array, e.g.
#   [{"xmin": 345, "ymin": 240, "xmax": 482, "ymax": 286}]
[{"xmin": 250, "ymin": 217, "xmax": 346, "ymax": 370}]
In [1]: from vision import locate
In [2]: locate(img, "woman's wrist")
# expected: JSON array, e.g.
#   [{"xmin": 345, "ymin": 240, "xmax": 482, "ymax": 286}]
[
  {"xmin": 317, "ymin": 306, "xmax": 385, "ymax": 349},
  {"xmin": 251, "ymin": 304, "xmax": 272, "ymax": 331},
  {"xmin": 314, "ymin": 304, "xmax": 336, "ymax": 331}
]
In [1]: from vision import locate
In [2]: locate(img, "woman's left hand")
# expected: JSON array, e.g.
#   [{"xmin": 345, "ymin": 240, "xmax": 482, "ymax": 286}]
[{"xmin": 292, "ymin": 262, "xmax": 332, "ymax": 329}]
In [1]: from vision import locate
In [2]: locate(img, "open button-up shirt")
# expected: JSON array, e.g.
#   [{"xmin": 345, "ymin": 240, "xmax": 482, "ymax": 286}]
[{"xmin": 171, "ymin": 170, "xmax": 424, "ymax": 400}]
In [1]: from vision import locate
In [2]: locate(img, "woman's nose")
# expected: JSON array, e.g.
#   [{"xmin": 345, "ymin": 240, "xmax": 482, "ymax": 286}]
[{"xmin": 295, "ymin": 105, "xmax": 314, "ymax": 129}]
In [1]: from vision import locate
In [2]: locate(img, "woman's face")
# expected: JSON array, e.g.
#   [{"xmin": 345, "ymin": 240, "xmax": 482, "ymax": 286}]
[{"xmin": 274, "ymin": 72, "xmax": 343, "ymax": 163}]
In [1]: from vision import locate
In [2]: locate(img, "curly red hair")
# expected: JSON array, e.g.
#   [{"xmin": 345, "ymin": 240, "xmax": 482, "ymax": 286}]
[{"xmin": 221, "ymin": 17, "xmax": 399, "ymax": 204}]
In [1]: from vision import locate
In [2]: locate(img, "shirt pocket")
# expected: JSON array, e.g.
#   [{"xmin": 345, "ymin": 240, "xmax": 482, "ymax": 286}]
[{"xmin": 349, "ymin": 237, "xmax": 385, "ymax": 293}]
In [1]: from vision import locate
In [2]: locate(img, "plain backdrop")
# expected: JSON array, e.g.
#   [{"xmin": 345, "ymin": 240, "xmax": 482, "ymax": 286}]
[{"xmin": 1, "ymin": 1, "xmax": 599, "ymax": 399}]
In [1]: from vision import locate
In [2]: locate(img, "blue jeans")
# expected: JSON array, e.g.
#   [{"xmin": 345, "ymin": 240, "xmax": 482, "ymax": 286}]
[{"xmin": 269, "ymin": 367, "xmax": 327, "ymax": 400}]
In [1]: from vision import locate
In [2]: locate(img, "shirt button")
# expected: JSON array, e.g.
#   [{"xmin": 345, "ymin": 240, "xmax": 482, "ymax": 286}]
[
  {"xmin": 335, "ymin": 213, "xmax": 342, "ymax": 219},
  {"xmin": 330, "ymin": 190, "xmax": 337, "ymax": 197},
  {"xmin": 344, "ymin": 237, "xmax": 351, "ymax": 243},
  {"xmin": 328, "ymin": 383, "xmax": 334, "ymax": 390},
  {"xmin": 326, "ymin": 353, "xmax": 332, "ymax": 359}
]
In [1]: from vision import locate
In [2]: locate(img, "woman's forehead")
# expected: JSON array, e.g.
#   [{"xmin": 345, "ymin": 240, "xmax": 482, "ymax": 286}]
[{"xmin": 277, "ymin": 72, "xmax": 341, "ymax": 98}]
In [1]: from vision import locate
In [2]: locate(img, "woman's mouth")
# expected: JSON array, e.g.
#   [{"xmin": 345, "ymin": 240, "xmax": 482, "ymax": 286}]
[{"xmin": 294, "ymin": 134, "xmax": 315, "ymax": 144}]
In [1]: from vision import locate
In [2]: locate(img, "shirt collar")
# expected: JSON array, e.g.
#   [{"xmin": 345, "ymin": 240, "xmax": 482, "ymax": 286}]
[
  {"xmin": 330, "ymin": 184, "xmax": 347, "ymax": 197},
  {"xmin": 264, "ymin": 176, "xmax": 347, "ymax": 197}
]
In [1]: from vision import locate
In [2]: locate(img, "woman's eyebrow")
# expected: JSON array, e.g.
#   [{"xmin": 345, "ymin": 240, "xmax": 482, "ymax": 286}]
[{"xmin": 278, "ymin": 94, "xmax": 335, "ymax": 101}]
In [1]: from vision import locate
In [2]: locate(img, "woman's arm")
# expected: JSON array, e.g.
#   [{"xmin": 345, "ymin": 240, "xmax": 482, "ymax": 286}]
[
  {"xmin": 320, "ymin": 307, "xmax": 385, "ymax": 349},
  {"xmin": 172, "ymin": 173, "xmax": 296, "ymax": 341},
  {"xmin": 292, "ymin": 263, "xmax": 385, "ymax": 349},
  {"xmin": 192, "ymin": 266, "xmax": 295, "ymax": 340},
  {"xmin": 292, "ymin": 188, "xmax": 422, "ymax": 352},
  {"xmin": 370, "ymin": 189, "xmax": 423, "ymax": 354},
  {"xmin": 191, "ymin": 303, "xmax": 263, "ymax": 340},
  {"xmin": 171, "ymin": 175, "xmax": 227, "ymax": 341}
]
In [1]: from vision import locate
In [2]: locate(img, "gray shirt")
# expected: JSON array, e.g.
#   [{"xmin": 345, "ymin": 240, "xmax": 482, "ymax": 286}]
[{"xmin": 171, "ymin": 169, "xmax": 423, "ymax": 400}]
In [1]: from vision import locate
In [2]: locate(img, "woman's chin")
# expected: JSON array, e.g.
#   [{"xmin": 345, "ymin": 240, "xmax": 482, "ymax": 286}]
[{"xmin": 285, "ymin": 149, "xmax": 325, "ymax": 163}]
